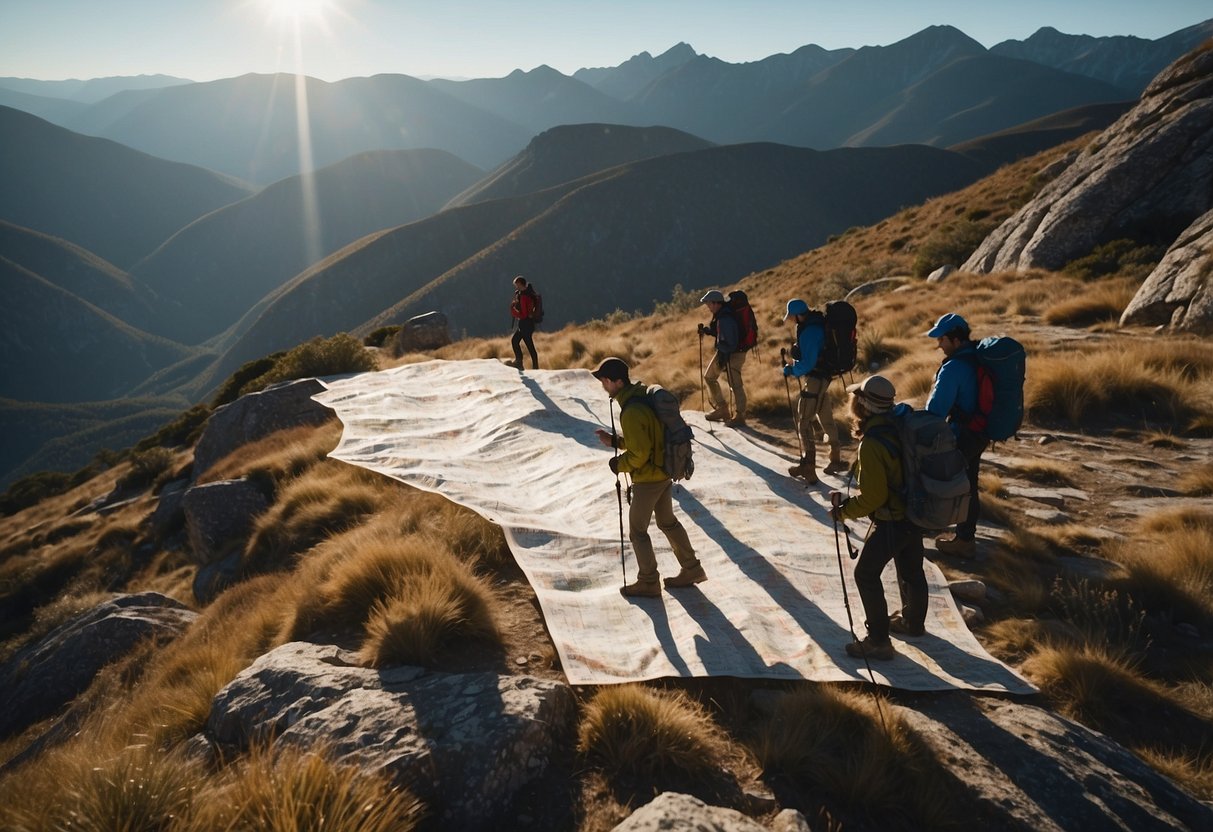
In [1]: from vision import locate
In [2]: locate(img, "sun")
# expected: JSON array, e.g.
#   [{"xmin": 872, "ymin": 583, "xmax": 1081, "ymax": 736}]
[{"xmin": 264, "ymin": 0, "xmax": 328, "ymax": 21}]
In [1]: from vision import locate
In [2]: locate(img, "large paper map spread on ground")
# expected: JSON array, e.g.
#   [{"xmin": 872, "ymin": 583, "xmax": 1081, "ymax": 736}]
[{"xmin": 315, "ymin": 359, "xmax": 1034, "ymax": 692}]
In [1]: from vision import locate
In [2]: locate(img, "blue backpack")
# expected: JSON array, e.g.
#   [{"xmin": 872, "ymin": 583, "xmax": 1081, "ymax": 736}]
[{"xmin": 968, "ymin": 336, "xmax": 1026, "ymax": 442}]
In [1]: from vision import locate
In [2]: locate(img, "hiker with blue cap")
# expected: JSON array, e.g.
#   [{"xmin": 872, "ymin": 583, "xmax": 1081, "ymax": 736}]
[
  {"xmin": 698, "ymin": 289, "xmax": 747, "ymax": 427},
  {"xmin": 924, "ymin": 312, "xmax": 986, "ymax": 558},
  {"xmin": 780, "ymin": 298, "xmax": 847, "ymax": 483}
]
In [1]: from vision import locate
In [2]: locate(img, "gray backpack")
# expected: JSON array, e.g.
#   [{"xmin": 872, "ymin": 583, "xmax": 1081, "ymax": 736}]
[
  {"xmin": 868, "ymin": 404, "xmax": 969, "ymax": 531},
  {"xmin": 623, "ymin": 386, "xmax": 695, "ymax": 481}
]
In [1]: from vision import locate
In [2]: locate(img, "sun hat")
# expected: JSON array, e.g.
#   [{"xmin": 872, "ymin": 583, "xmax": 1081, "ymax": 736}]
[{"xmin": 846, "ymin": 375, "xmax": 896, "ymax": 413}]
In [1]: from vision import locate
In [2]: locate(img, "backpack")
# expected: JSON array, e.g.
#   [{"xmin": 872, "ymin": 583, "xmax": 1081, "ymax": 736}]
[
  {"xmin": 868, "ymin": 405, "xmax": 971, "ymax": 532},
  {"xmin": 727, "ymin": 290, "xmax": 758, "ymax": 352},
  {"xmin": 967, "ymin": 336, "xmax": 1026, "ymax": 442},
  {"xmin": 525, "ymin": 286, "xmax": 544, "ymax": 324},
  {"xmin": 622, "ymin": 385, "xmax": 695, "ymax": 481},
  {"xmin": 804, "ymin": 300, "xmax": 857, "ymax": 376}
]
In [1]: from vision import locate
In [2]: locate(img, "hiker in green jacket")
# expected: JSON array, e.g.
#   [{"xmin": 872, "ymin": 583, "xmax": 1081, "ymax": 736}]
[
  {"xmin": 829, "ymin": 375, "xmax": 927, "ymax": 661},
  {"xmin": 592, "ymin": 357, "xmax": 706, "ymax": 598}
]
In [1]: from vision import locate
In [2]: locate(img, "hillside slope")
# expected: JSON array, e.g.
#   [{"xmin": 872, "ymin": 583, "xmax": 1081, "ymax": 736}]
[{"xmin": 130, "ymin": 149, "xmax": 485, "ymax": 345}]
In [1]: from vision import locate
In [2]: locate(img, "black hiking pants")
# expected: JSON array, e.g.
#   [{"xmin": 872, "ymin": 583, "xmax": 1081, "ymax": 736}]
[
  {"xmin": 956, "ymin": 428, "xmax": 989, "ymax": 541},
  {"xmin": 854, "ymin": 518, "xmax": 926, "ymax": 644},
  {"xmin": 511, "ymin": 320, "xmax": 539, "ymax": 368}
]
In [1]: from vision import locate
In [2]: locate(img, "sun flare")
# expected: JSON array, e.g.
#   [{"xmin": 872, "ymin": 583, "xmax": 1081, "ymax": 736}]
[{"xmin": 265, "ymin": 0, "xmax": 329, "ymax": 21}]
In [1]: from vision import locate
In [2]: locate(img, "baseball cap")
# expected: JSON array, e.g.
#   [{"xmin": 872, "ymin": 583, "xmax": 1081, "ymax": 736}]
[
  {"xmin": 700, "ymin": 290, "xmax": 725, "ymax": 304},
  {"xmin": 591, "ymin": 356, "xmax": 629, "ymax": 382},
  {"xmin": 926, "ymin": 312, "xmax": 969, "ymax": 338},
  {"xmin": 846, "ymin": 375, "xmax": 896, "ymax": 412},
  {"xmin": 783, "ymin": 298, "xmax": 809, "ymax": 321}
]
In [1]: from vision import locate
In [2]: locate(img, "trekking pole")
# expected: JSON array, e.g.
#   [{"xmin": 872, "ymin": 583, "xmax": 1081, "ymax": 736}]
[
  {"xmin": 781, "ymin": 348, "xmax": 804, "ymax": 462},
  {"xmin": 724, "ymin": 356, "xmax": 736, "ymax": 419},
  {"xmin": 609, "ymin": 396, "xmax": 626, "ymax": 586},
  {"xmin": 698, "ymin": 328, "xmax": 705, "ymax": 412},
  {"xmin": 831, "ymin": 493, "xmax": 890, "ymax": 733}
]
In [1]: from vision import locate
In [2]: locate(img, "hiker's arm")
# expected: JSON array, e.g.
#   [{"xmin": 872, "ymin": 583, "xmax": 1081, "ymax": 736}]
[
  {"xmin": 716, "ymin": 316, "xmax": 738, "ymax": 359},
  {"xmin": 614, "ymin": 409, "xmax": 651, "ymax": 474},
  {"xmin": 787, "ymin": 326, "xmax": 822, "ymax": 378},
  {"xmin": 840, "ymin": 440, "xmax": 891, "ymax": 520},
  {"xmin": 925, "ymin": 363, "xmax": 958, "ymax": 417}
]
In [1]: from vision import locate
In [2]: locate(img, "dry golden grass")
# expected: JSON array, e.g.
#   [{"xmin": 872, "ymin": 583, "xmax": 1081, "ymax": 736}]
[
  {"xmin": 985, "ymin": 548, "xmax": 1050, "ymax": 612},
  {"xmin": 979, "ymin": 617, "xmax": 1085, "ymax": 664},
  {"xmin": 1178, "ymin": 460, "xmax": 1213, "ymax": 496},
  {"xmin": 1031, "ymin": 524, "xmax": 1118, "ymax": 558},
  {"xmin": 1043, "ymin": 276, "xmax": 1139, "ymax": 327},
  {"xmin": 578, "ymin": 684, "xmax": 734, "ymax": 783},
  {"xmin": 1137, "ymin": 747, "xmax": 1213, "ymax": 801},
  {"xmin": 1109, "ymin": 521, "xmax": 1213, "ymax": 626},
  {"xmin": 1009, "ymin": 459, "xmax": 1079, "ymax": 487},
  {"xmin": 751, "ymin": 686, "xmax": 954, "ymax": 828},
  {"xmin": 198, "ymin": 420, "xmax": 343, "ymax": 484}
]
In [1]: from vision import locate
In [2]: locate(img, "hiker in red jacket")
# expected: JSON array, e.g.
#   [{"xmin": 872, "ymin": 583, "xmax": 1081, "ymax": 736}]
[{"xmin": 508, "ymin": 275, "xmax": 540, "ymax": 370}]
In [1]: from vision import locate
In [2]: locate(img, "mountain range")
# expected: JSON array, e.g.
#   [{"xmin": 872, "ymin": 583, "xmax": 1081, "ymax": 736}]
[{"xmin": 0, "ymin": 20, "xmax": 1208, "ymax": 488}]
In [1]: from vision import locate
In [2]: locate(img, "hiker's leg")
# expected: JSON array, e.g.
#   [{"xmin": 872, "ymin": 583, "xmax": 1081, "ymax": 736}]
[
  {"xmin": 890, "ymin": 521, "xmax": 928, "ymax": 629},
  {"xmin": 813, "ymin": 381, "xmax": 842, "ymax": 464},
  {"xmin": 627, "ymin": 481, "xmax": 662, "ymax": 581},
  {"xmin": 704, "ymin": 358, "xmax": 726, "ymax": 413},
  {"xmin": 796, "ymin": 386, "xmax": 819, "ymax": 467},
  {"xmin": 854, "ymin": 520, "xmax": 898, "ymax": 643},
  {"xmin": 956, "ymin": 429, "xmax": 988, "ymax": 541},
  {"xmin": 510, "ymin": 328, "xmax": 524, "ymax": 365},
  {"xmin": 651, "ymin": 479, "xmax": 699, "ymax": 570},
  {"xmin": 729, "ymin": 352, "xmax": 747, "ymax": 418},
  {"xmin": 520, "ymin": 321, "xmax": 539, "ymax": 368}
]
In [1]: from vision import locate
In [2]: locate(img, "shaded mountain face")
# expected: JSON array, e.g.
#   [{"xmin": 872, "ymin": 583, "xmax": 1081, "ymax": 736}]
[
  {"xmin": 0, "ymin": 258, "xmax": 194, "ymax": 403},
  {"xmin": 0, "ymin": 106, "xmax": 252, "ymax": 269},
  {"xmin": 130, "ymin": 148, "xmax": 485, "ymax": 345},
  {"xmin": 64, "ymin": 73, "xmax": 532, "ymax": 183},
  {"xmin": 0, "ymin": 221, "xmax": 161, "ymax": 333},
  {"xmin": 948, "ymin": 101, "xmax": 1133, "ymax": 169},
  {"xmin": 195, "ymin": 141, "xmax": 985, "ymax": 397},
  {"xmin": 574, "ymin": 42, "xmax": 699, "ymax": 100},
  {"xmin": 445, "ymin": 123, "xmax": 715, "ymax": 208},
  {"xmin": 0, "ymin": 74, "xmax": 193, "ymax": 103},
  {"xmin": 991, "ymin": 19, "xmax": 1213, "ymax": 96}
]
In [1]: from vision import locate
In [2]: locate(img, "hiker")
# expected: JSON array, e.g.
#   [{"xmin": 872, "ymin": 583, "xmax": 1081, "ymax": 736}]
[
  {"xmin": 698, "ymin": 290, "xmax": 747, "ymax": 427},
  {"xmin": 592, "ymin": 357, "xmax": 706, "ymax": 597},
  {"xmin": 782, "ymin": 298, "xmax": 847, "ymax": 483},
  {"xmin": 829, "ymin": 375, "xmax": 927, "ymax": 661},
  {"xmin": 924, "ymin": 312, "xmax": 986, "ymax": 558},
  {"xmin": 508, "ymin": 275, "xmax": 540, "ymax": 369}
]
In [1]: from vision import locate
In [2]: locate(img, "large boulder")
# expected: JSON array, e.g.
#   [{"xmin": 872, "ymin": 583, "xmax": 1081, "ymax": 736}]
[
  {"xmin": 192, "ymin": 378, "xmax": 333, "ymax": 480},
  {"xmin": 182, "ymin": 477, "xmax": 271, "ymax": 565},
  {"xmin": 0, "ymin": 593, "xmax": 196, "ymax": 740},
  {"xmin": 611, "ymin": 792, "xmax": 771, "ymax": 831},
  {"xmin": 897, "ymin": 694, "xmax": 1213, "ymax": 831},
  {"xmin": 1120, "ymin": 208, "xmax": 1213, "ymax": 333},
  {"xmin": 394, "ymin": 311, "xmax": 452, "ymax": 353},
  {"xmin": 206, "ymin": 642, "xmax": 575, "ymax": 830},
  {"xmin": 964, "ymin": 46, "xmax": 1213, "ymax": 275}
]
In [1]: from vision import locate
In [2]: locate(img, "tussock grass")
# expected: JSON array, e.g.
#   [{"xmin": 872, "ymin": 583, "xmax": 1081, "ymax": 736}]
[
  {"xmin": 242, "ymin": 462, "xmax": 386, "ymax": 574},
  {"xmin": 1048, "ymin": 577, "xmax": 1145, "ymax": 652},
  {"xmin": 752, "ymin": 686, "xmax": 953, "ymax": 828},
  {"xmin": 421, "ymin": 500, "xmax": 511, "ymax": 566},
  {"xmin": 1137, "ymin": 747, "xmax": 1213, "ymax": 801},
  {"xmin": 1009, "ymin": 459, "xmax": 1078, "ymax": 487},
  {"xmin": 199, "ymin": 420, "xmax": 342, "ymax": 484},
  {"xmin": 1043, "ymin": 277, "xmax": 1138, "ymax": 327},
  {"xmin": 578, "ymin": 685, "xmax": 733, "ymax": 784},
  {"xmin": 185, "ymin": 744, "xmax": 423, "ymax": 832},
  {"xmin": 986, "ymin": 550, "xmax": 1049, "ymax": 612},
  {"xmin": 1032, "ymin": 524, "xmax": 1116, "ymax": 557},
  {"xmin": 980, "ymin": 617, "xmax": 1085, "ymax": 664},
  {"xmin": 1109, "ymin": 522, "xmax": 1213, "ymax": 627},
  {"xmin": 1178, "ymin": 460, "xmax": 1213, "ymax": 496}
]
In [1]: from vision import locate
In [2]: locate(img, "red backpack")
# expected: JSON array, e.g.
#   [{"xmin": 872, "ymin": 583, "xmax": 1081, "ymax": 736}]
[{"xmin": 727, "ymin": 290, "xmax": 758, "ymax": 352}]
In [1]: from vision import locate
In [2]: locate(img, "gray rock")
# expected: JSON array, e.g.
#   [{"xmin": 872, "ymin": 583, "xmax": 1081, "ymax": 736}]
[
  {"xmin": 963, "ymin": 47, "xmax": 1213, "ymax": 276},
  {"xmin": 949, "ymin": 579, "xmax": 987, "ymax": 603},
  {"xmin": 927, "ymin": 264, "xmax": 956, "ymax": 283},
  {"xmin": 1024, "ymin": 507, "xmax": 1071, "ymax": 525},
  {"xmin": 207, "ymin": 642, "xmax": 574, "ymax": 830},
  {"xmin": 960, "ymin": 604, "xmax": 985, "ymax": 625},
  {"xmin": 0, "ymin": 593, "xmax": 196, "ymax": 740},
  {"xmin": 192, "ymin": 378, "xmax": 333, "ymax": 480},
  {"xmin": 182, "ymin": 478, "xmax": 270, "ymax": 565},
  {"xmin": 611, "ymin": 792, "xmax": 767, "ymax": 831},
  {"xmin": 192, "ymin": 548, "xmax": 245, "ymax": 604},
  {"xmin": 1005, "ymin": 485, "xmax": 1090, "ymax": 507},
  {"xmin": 770, "ymin": 808, "xmax": 814, "ymax": 832},
  {"xmin": 898, "ymin": 695, "xmax": 1213, "ymax": 831},
  {"xmin": 394, "ymin": 311, "xmax": 452, "ymax": 353},
  {"xmin": 1122, "ymin": 208, "xmax": 1213, "ymax": 334},
  {"xmin": 149, "ymin": 477, "xmax": 190, "ymax": 537},
  {"xmin": 1124, "ymin": 481, "xmax": 1185, "ymax": 498}
]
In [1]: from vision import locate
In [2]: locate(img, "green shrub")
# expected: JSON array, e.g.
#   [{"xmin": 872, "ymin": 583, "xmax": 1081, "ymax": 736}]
[
  {"xmin": 117, "ymin": 446, "xmax": 177, "ymax": 491},
  {"xmin": 912, "ymin": 219, "xmax": 996, "ymax": 277},
  {"xmin": 259, "ymin": 334, "xmax": 377, "ymax": 388},
  {"xmin": 133, "ymin": 403, "xmax": 212, "ymax": 453},
  {"xmin": 212, "ymin": 354, "xmax": 283, "ymax": 406},
  {"xmin": 363, "ymin": 326, "xmax": 401, "ymax": 348},
  {"xmin": 1062, "ymin": 239, "xmax": 1164, "ymax": 281}
]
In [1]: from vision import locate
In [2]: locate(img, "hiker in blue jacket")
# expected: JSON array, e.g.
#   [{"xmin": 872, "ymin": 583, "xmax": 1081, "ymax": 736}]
[
  {"xmin": 924, "ymin": 312, "xmax": 987, "ymax": 558},
  {"xmin": 782, "ymin": 298, "xmax": 847, "ymax": 483},
  {"xmin": 699, "ymin": 290, "xmax": 747, "ymax": 427}
]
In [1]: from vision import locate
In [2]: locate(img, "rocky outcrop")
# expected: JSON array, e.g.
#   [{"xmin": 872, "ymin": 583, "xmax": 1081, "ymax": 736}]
[
  {"xmin": 897, "ymin": 694, "xmax": 1213, "ymax": 831},
  {"xmin": 610, "ymin": 792, "xmax": 777, "ymax": 831},
  {"xmin": 1120, "ymin": 208, "xmax": 1213, "ymax": 333},
  {"xmin": 206, "ymin": 642, "xmax": 575, "ymax": 830},
  {"xmin": 0, "ymin": 593, "xmax": 196, "ymax": 740},
  {"xmin": 963, "ymin": 45, "xmax": 1213, "ymax": 275},
  {"xmin": 181, "ymin": 477, "xmax": 270, "ymax": 565},
  {"xmin": 393, "ymin": 311, "xmax": 452, "ymax": 354},
  {"xmin": 191, "ymin": 378, "xmax": 333, "ymax": 480}
]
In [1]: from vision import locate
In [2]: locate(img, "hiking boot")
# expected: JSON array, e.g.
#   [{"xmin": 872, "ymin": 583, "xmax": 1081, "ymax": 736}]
[
  {"xmin": 724, "ymin": 415, "xmax": 747, "ymax": 427},
  {"xmin": 935, "ymin": 535, "xmax": 977, "ymax": 558},
  {"xmin": 888, "ymin": 612, "xmax": 926, "ymax": 637},
  {"xmin": 664, "ymin": 564, "xmax": 707, "ymax": 588},
  {"xmin": 705, "ymin": 408, "xmax": 729, "ymax": 422},
  {"xmin": 787, "ymin": 459, "xmax": 819, "ymax": 483},
  {"xmin": 504, "ymin": 359, "xmax": 522, "ymax": 369},
  {"xmin": 823, "ymin": 460, "xmax": 850, "ymax": 476},
  {"xmin": 845, "ymin": 637, "xmax": 896, "ymax": 661},
  {"xmin": 619, "ymin": 579, "xmax": 661, "ymax": 598}
]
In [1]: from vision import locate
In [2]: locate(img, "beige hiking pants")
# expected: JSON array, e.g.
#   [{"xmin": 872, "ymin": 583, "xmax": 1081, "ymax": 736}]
[
  {"xmin": 704, "ymin": 351, "xmax": 747, "ymax": 417},
  {"xmin": 796, "ymin": 374, "xmax": 841, "ymax": 466},
  {"xmin": 628, "ymin": 479, "xmax": 699, "ymax": 583}
]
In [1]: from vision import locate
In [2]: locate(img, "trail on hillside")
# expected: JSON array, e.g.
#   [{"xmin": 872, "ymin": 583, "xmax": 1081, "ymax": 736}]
[{"xmin": 314, "ymin": 359, "xmax": 1033, "ymax": 692}]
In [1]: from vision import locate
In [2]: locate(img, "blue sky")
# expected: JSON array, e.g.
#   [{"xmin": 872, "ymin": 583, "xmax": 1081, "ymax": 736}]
[{"xmin": 1, "ymin": 0, "xmax": 1209, "ymax": 82}]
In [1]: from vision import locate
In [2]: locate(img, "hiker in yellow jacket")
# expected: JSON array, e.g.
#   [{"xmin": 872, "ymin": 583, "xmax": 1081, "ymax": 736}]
[
  {"xmin": 829, "ymin": 375, "xmax": 927, "ymax": 661},
  {"xmin": 592, "ymin": 357, "xmax": 706, "ymax": 598}
]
